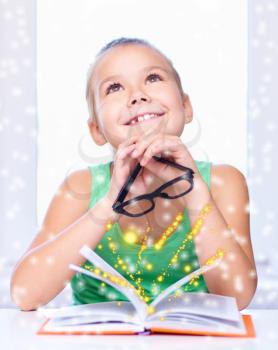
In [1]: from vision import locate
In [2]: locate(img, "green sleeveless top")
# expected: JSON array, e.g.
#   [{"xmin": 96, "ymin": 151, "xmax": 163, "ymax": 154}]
[{"xmin": 70, "ymin": 160, "xmax": 211, "ymax": 305}]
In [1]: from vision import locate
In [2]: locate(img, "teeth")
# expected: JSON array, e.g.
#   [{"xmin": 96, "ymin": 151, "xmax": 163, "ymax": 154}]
[{"xmin": 129, "ymin": 113, "xmax": 161, "ymax": 125}]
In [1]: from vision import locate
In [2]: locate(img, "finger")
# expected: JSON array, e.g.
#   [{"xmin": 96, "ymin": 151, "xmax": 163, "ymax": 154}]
[
  {"xmin": 117, "ymin": 143, "xmax": 136, "ymax": 161},
  {"xmin": 131, "ymin": 133, "xmax": 163, "ymax": 158},
  {"xmin": 118, "ymin": 135, "xmax": 140, "ymax": 151},
  {"xmin": 140, "ymin": 139, "xmax": 179, "ymax": 165}
]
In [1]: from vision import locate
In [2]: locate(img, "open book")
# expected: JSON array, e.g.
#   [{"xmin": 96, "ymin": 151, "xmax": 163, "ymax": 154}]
[{"xmin": 37, "ymin": 245, "xmax": 256, "ymax": 337}]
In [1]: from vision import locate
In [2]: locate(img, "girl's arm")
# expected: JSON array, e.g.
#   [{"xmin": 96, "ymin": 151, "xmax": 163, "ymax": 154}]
[
  {"xmin": 185, "ymin": 164, "xmax": 258, "ymax": 311},
  {"xmin": 10, "ymin": 169, "xmax": 118, "ymax": 311}
]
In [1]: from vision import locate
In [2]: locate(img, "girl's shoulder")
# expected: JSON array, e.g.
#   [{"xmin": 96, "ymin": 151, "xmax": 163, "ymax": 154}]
[{"xmin": 210, "ymin": 163, "xmax": 248, "ymax": 202}]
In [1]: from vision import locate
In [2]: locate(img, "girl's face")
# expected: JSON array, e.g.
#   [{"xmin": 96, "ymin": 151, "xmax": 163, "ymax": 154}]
[{"xmin": 89, "ymin": 44, "xmax": 192, "ymax": 149}]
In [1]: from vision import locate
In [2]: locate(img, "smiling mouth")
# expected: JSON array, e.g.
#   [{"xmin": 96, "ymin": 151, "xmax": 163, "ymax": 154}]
[{"xmin": 125, "ymin": 112, "xmax": 165, "ymax": 126}]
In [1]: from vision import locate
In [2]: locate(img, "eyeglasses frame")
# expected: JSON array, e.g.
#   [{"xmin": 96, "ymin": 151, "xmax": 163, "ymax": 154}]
[{"xmin": 112, "ymin": 155, "xmax": 195, "ymax": 217}]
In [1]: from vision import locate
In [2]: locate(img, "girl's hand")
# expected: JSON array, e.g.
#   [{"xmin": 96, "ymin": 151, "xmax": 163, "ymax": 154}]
[
  {"xmin": 131, "ymin": 132, "xmax": 202, "ymax": 183},
  {"xmin": 106, "ymin": 135, "xmax": 152, "ymax": 204}
]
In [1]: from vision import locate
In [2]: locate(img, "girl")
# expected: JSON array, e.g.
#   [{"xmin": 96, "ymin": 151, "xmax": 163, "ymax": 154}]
[{"xmin": 10, "ymin": 38, "xmax": 257, "ymax": 311}]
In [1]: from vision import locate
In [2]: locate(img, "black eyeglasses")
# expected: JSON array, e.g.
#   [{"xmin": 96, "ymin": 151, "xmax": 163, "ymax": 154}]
[{"xmin": 112, "ymin": 155, "xmax": 195, "ymax": 217}]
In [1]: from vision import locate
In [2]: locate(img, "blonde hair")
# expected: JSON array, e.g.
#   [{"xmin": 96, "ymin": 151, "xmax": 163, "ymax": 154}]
[{"xmin": 86, "ymin": 37, "xmax": 184, "ymax": 126}]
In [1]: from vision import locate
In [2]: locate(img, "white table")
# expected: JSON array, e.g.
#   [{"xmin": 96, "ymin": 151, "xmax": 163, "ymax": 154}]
[{"xmin": 1, "ymin": 309, "xmax": 277, "ymax": 350}]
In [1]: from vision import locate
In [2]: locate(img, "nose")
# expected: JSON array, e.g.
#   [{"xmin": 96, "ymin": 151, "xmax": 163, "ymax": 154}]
[{"xmin": 128, "ymin": 91, "xmax": 151, "ymax": 106}]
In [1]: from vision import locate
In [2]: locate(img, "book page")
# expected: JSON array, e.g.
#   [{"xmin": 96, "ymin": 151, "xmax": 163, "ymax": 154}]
[
  {"xmin": 39, "ymin": 301, "xmax": 136, "ymax": 320},
  {"xmin": 42, "ymin": 319, "xmax": 145, "ymax": 334},
  {"xmin": 148, "ymin": 292, "xmax": 241, "ymax": 322},
  {"xmin": 150, "ymin": 256, "xmax": 223, "ymax": 307},
  {"xmin": 70, "ymin": 245, "xmax": 148, "ymax": 319}
]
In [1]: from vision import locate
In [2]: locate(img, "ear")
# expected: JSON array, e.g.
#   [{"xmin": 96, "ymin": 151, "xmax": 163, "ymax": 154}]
[
  {"xmin": 87, "ymin": 118, "xmax": 107, "ymax": 146},
  {"xmin": 182, "ymin": 93, "xmax": 193, "ymax": 124}
]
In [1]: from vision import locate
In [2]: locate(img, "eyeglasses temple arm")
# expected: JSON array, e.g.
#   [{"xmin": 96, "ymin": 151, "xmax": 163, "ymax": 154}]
[
  {"xmin": 112, "ymin": 162, "xmax": 142, "ymax": 211},
  {"xmin": 152, "ymin": 155, "xmax": 195, "ymax": 174}
]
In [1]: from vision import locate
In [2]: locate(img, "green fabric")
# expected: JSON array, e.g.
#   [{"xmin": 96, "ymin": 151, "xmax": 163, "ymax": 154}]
[{"xmin": 70, "ymin": 159, "xmax": 211, "ymax": 305}]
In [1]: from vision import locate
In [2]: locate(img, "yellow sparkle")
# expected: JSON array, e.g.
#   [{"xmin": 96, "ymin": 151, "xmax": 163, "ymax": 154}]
[
  {"xmin": 193, "ymin": 281, "xmax": 199, "ymax": 287},
  {"xmin": 184, "ymin": 264, "xmax": 192, "ymax": 273},
  {"xmin": 105, "ymin": 223, "xmax": 113, "ymax": 230},
  {"xmin": 175, "ymin": 289, "xmax": 183, "ymax": 297},
  {"xmin": 147, "ymin": 306, "xmax": 156, "ymax": 315},
  {"xmin": 154, "ymin": 243, "xmax": 162, "ymax": 250},
  {"xmin": 157, "ymin": 275, "xmax": 164, "ymax": 282},
  {"xmin": 94, "ymin": 268, "xmax": 100, "ymax": 275},
  {"xmin": 109, "ymin": 242, "xmax": 116, "ymax": 250},
  {"xmin": 97, "ymin": 244, "xmax": 103, "ymax": 250},
  {"xmin": 118, "ymin": 259, "xmax": 123, "ymax": 265},
  {"xmin": 146, "ymin": 263, "xmax": 153, "ymax": 270},
  {"xmin": 144, "ymin": 296, "xmax": 150, "ymax": 302},
  {"xmin": 216, "ymin": 248, "xmax": 225, "ymax": 257},
  {"xmin": 101, "ymin": 282, "xmax": 106, "ymax": 287},
  {"xmin": 123, "ymin": 230, "xmax": 138, "ymax": 244},
  {"xmin": 176, "ymin": 214, "xmax": 183, "ymax": 221}
]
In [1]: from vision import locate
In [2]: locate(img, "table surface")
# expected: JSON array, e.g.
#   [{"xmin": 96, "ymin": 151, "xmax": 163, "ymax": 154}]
[{"xmin": 0, "ymin": 309, "xmax": 277, "ymax": 350}]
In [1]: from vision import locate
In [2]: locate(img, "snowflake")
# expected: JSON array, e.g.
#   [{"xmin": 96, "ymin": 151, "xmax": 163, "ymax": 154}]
[
  {"xmin": 107, "ymin": 292, "xmax": 117, "ymax": 300},
  {"xmin": 45, "ymin": 256, "xmax": 55, "ymax": 265},
  {"xmin": 234, "ymin": 275, "xmax": 244, "ymax": 293},
  {"xmin": 29, "ymin": 256, "xmax": 38, "ymax": 265},
  {"xmin": 11, "ymin": 86, "xmax": 22, "ymax": 96},
  {"xmin": 162, "ymin": 212, "xmax": 171, "ymax": 222}
]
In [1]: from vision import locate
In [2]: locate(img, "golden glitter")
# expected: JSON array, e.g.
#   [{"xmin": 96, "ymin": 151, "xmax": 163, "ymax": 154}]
[
  {"xmin": 157, "ymin": 275, "xmax": 164, "ymax": 282},
  {"xmin": 109, "ymin": 242, "xmax": 116, "ymax": 250},
  {"xmin": 123, "ymin": 230, "xmax": 138, "ymax": 244},
  {"xmin": 147, "ymin": 305, "xmax": 156, "ymax": 315},
  {"xmin": 205, "ymin": 248, "xmax": 225, "ymax": 265},
  {"xmin": 105, "ymin": 222, "xmax": 113, "ymax": 230},
  {"xmin": 174, "ymin": 289, "xmax": 183, "ymax": 297},
  {"xmin": 101, "ymin": 203, "xmax": 214, "ymax": 302},
  {"xmin": 151, "ymin": 203, "xmax": 212, "ymax": 289},
  {"xmin": 154, "ymin": 243, "xmax": 162, "ymax": 250},
  {"xmin": 97, "ymin": 244, "xmax": 103, "ymax": 250},
  {"xmin": 154, "ymin": 212, "xmax": 184, "ymax": 249}
]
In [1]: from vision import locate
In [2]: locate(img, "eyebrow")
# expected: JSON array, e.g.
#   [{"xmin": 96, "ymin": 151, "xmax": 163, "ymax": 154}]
[{"xmin": 98, "ymin": 65, "xmax": 171, "ymax": 92}]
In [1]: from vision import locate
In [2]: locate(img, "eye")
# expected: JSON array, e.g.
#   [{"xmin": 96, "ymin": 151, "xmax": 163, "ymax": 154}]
[
  {"xmin": 146, "ymin": 73, "xmax": 162, "ymax": 83},
  {"xmin": 105, "ymin": 73, "xmax": 162, "ymax": 95},
  {"xmin": 106, "ymin": 82, "xmax": 122, "ymax": 95}
]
